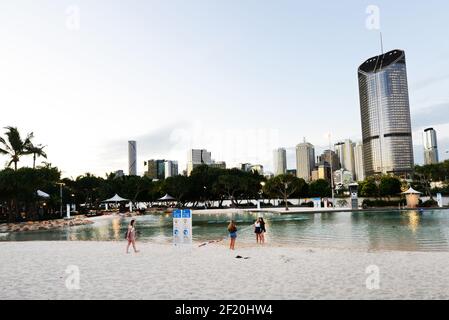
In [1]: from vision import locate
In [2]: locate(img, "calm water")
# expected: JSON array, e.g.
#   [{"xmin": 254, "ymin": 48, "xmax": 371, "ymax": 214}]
[{"xmin": 2, "ymin": 210, "xmax": 449, "ymax": 251}]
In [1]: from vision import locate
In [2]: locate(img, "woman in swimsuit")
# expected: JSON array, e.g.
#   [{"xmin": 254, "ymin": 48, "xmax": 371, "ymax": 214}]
[
  {"xmin": 126, "ymin": 219, "xmax": 140, "ymax": 254},
  {"xmin": 228, "ymin": 220, "xmax": 237, "ymax": 250}
]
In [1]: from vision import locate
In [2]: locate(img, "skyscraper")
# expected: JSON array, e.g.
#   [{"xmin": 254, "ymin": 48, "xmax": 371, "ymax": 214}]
[
  {"xmin": 334, "ymin": 142, "xmax": 345, "ymax": 169},
  {"xmin": 343, "ymin": 139, "xmax": 356, "ymax": 178},
  {"xmin": 334, "ymin": 140, "xmax": 355, "ymax": 176},
  {"xmin": 164, "ymin": 160, "xmax": 179, "ymax": 179},
  {"xmin": 423, "ymin": 128, "xmax": 439, "ymax": 165},
  {"xmin": 273, "ymin": 148, "xmax": 287, "ymax": 176},
  {"xmin": 358, "ymin": 49, "xmax": 414, "ymax": 177},
  {"xmin": 186, "ymin": 149, "xmax": 212, "ymax": 176},
  {"xmin": 354, "ymin": 141, "xmax": 365, "ymax": 181},
  {"xmin": 318, "ymin": 150, "xmax": 340, "ymax": 171},
  {"xmin": 128, "ymin": 141, "xmax": 137, "ymax": 176},
  {"xmin": 296, "ymin": 141, "xmax": 315, "ymax": 182},
  {"xmin": 145, "ymin": 159, "xmax": 165, "ymax": 180}
]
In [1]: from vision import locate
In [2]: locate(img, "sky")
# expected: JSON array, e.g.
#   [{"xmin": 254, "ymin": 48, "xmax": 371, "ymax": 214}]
[{"xmin": 0, "ymin": 0, "xmax": 448, "ymax": 178}]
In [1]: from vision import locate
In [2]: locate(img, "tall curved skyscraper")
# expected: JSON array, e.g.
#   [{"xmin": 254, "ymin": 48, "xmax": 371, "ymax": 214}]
[
  {"xmin": 358, "ymin": 49, "xmax": 414, "ymax": 177},
  {"xmin": 423, "ymin": 128, "xmax": 439, "ymax": 165},
  {"xmin": 128, "ymin": 140, "xmax": 137, "ymax": 176}
]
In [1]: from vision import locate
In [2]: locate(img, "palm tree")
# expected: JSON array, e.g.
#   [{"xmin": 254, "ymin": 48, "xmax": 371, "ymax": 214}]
[
  {"xmin": 27, "ymin": 144, "xmax": 47, "ymax": 169},
  {"xmin": 0, "ymin": 127, "xmax": 34, "ymax": 170}
]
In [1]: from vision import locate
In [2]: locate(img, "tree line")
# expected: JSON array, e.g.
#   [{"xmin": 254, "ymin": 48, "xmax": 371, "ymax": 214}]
[{"xmin": 1, "ymin": 126, "xmax": 447, "ymax": 222}]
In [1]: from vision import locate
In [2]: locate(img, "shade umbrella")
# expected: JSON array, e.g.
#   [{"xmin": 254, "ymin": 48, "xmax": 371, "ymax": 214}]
[
  {"xmin": 36, "ymin": 190, "xmax": 50, "ymax": 199},
  {"xmin": 401, "ymin": 187, "xmax": 422, "ymax": 195},
  {"xmin": 102, "ymin": 194, "xmax": 129, "ymax": 202},
  {"xmin": 102, "ymin": 194, "xmax": 129, "ymax": 212},
  {"xmin": 158, "ymin": 194, "xmax": 176, "ymax": 201},
  {"xmin": 158, "ymin": 194, "xmax": 176, "ymax": 208}
]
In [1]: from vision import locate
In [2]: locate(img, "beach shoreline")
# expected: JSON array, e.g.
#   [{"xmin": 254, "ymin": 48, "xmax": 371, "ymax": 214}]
[{"xmin": 1, "ymin": 241, "xmax": 449, "ymax": 300}]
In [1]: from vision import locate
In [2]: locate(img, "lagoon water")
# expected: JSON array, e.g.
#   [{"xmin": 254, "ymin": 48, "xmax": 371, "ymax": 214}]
[{"xmin": 2, "ymin": 209, "xmax": 449, "ymax": 251}]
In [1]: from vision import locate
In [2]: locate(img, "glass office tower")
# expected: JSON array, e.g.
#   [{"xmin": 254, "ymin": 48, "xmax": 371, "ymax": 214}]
[
  {"xmin": 423, "ymin": 128, "xmax": 439, "ymax": 165},
  {"xmin": 358, "ymin": 49, "xmax": 414, "ymax": 177}
]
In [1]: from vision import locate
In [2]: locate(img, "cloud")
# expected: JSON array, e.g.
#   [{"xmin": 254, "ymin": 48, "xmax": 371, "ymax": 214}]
[
  {"xmin": 412, "ymin": 103, "xmax": 449, "ymax": 129},
  {"xmin": 411, "ymin": 74, "xmax": 449, "ymax": 91}
]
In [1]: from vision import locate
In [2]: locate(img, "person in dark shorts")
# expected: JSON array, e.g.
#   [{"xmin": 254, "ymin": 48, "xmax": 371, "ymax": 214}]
[
  {"xmin": 259, "ymin": 217, "xmax": 266, "ymax": 244},
  {"xmin": 228, "ymin": 220, "xmax": 237, "ymax": 250},
  {"xmin": 254, "ymin": 218, "xmax": 262, "ymax": 243}
]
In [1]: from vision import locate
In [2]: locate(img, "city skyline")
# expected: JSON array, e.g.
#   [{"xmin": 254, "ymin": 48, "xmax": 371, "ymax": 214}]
[{"xmin": 1, "ymin": 1, "xmax": 448, "ymax": 178}]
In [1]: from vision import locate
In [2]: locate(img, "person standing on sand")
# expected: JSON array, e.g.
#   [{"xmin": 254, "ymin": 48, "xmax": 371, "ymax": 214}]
[
  {"xmin": 259, "ymin": 217, "xmax": 266, "ymax": 244},
  {"xmin": 254, "ymin": 218, "xmax": 262, "ymax": 243},
  {"xmin": 228, "ymin": 220, "xmax": 237, "ymax": 250},
  {"xmin": 126, "ymin": 219, "xmax": 139, "ymax": 254}
]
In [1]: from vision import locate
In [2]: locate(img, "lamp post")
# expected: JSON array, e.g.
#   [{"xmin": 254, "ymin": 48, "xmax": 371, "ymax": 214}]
[
  {"xmin": 56, "ymin": 182, "xmax": 65, "ymax": 218},
  {"xmin": 258, "ymin": 181, "xmax": 266, "ymax": 210},
  {"xmin": 203, "ymin": 186, "xmax": 208, "ymax": 209},
  {"xmin": 71, "ymin": 193, "xmax": 75, "ymax": 212},
  {"xmin": 328, "ymin": 133, "xmax": 335, "ymax": 208}
]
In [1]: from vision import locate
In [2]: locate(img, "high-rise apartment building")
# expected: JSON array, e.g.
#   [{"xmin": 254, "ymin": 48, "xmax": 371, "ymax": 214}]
[
  {"xmin": 145, "ymin": 159, "xmax": 166, "ymax": 180},
  {"xmin": 423, "ymin": 128, "xmax": 439, "ymax": 165},
  {"xmin": 354, "ymin": 141, "xmax": 365, "ymax": 181},
  {"xmin": 128, "ymin": 141, "xmax": 137, "ymax": 176},
  {"xmin": 273, "ymin": 148, "xmax": 287, "ymax": 176},
  {"xmin": 164, "ymin": 160, "xmax": 179, "ymax": 179},
  {"xmin": 296, "ymin": 141, "xmax": 315, "ymax": 182},
  {"xmin": 334, "ymin": 140, "xmax": 355, "ymax": 176},
  {"xmin": 358, "ymin": 49, "xmax": 414, "ymax": 177}
]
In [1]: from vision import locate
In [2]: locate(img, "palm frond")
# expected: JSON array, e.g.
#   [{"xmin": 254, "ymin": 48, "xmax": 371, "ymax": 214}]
[
  {"xmin": 0, "ymin": 136, "xmax": 12, "ymax": 153},
  {"xmin": 4, "ymin": 126, "xmax": 24, "ymax": 152}
]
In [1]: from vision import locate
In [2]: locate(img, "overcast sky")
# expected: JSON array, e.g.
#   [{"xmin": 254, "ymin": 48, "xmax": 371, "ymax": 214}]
[{"xmin": 1, "ymin": 0, "xmax": 448, "ymax": 178}]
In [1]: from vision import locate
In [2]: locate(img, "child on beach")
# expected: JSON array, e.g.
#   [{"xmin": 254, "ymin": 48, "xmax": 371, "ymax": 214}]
[
  {"xmin": 228, "ymin": 220, "xmax": 237, "ymax": 250},
  {"xmin": 126, "ymin": 219, "xmax": 139, "ymax": 254}
]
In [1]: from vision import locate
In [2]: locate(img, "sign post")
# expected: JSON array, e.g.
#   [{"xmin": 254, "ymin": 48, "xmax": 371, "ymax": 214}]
[
  {"xmin": 312, "ymin": 198, "xmax": 321, "ymax": 208},
  {"xmin": 437, "ymin": 193, "xmax": 443, "ymax": 208},
  {"xmin": 348, "ymin": 183, "xmax": 359, "ymax": 210},
  {"xmin": 173, "ymin": 209, "xmax": 192, "ymax": 246},
  {"xmin": 181, "ymin": 209, "xmax": 192, "ymax": 244},
  {"xmin": 173, "ymin": 209, "xmax": 182, "ymax": 245}
]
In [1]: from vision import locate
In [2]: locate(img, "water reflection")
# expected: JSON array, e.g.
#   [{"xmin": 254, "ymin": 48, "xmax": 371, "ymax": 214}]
[{"xmin": 2, "ymin": 210, "xmax": 449, "ymax": 251}]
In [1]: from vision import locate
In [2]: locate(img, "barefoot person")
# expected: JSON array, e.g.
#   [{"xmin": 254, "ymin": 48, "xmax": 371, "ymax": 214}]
[
  {"xmin": 254, "ymin": 218, "xmax": 262, "ymax": 243},
  {"xmin": 228, "ymin": 220, "xmax": 237, "ymax": 250},
  {"xmin": 259, "ymin": 217, "xmax": 266, "ymax": 244},
  {"xmin": 126, "ymin": 219, "xmax": 139, "ymax": 254}
]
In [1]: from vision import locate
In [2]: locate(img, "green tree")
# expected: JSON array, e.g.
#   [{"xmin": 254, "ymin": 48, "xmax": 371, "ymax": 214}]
[
  {"xmin": 379, "ymin": 175, "xmax": 402, "ymax": 198},
  {"xmin": 162, "ymin": 175, "xmax": 190, "ymax": 207},
  {"xmin": 264, "ymin": 174, "xmax": 301, "ymax": 211},
  {"xmin": 0, "ymin": 126, "xmax": 34, "ymax": 170},
  {"xmin": 27, "ymin": 144, "xmax": 47, "ymax": 169},
  {"xmin": 309, "ymin": 179, "xmax": 331, "ymax": 198},
  {"xmin": 359, "ymin": 177, "xmax": 379, "ymax": 197}
]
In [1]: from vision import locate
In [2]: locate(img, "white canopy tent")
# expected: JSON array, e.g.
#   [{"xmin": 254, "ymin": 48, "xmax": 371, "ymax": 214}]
[
  {"xmin": 102, "ymin": 194, "xmax": 129, "ymax": 202},
  {"xmin": 36, "ymin": 190, "xmax": 50, "ymax": 199},
  {"xmin": 102, "ymin": 194, "xmax": 130, "ymax": 212},
  {"xmin": 158, "ymin": 194, "xmax": 176, "ymax": 201}
]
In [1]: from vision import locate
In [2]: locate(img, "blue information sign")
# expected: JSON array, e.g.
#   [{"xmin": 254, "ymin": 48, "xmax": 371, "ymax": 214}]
[
  {"xmin": 181, "ymin": 209, "xmax": 191, "ymax": 218},
  {"xmin": 173, "ymin": 209, "xmax": 182, "ymax": 218}
]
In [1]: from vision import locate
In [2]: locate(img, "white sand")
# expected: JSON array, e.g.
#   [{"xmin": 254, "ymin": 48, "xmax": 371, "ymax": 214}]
[{"xmin": 1, "ymin": 241, "xmax": 449, "ymax": 300}]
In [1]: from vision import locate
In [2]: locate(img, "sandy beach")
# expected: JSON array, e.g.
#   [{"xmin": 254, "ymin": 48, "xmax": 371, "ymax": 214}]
[{"xmin": 1, "ymin": 241, "xmax": 449, "ymax": 300}]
